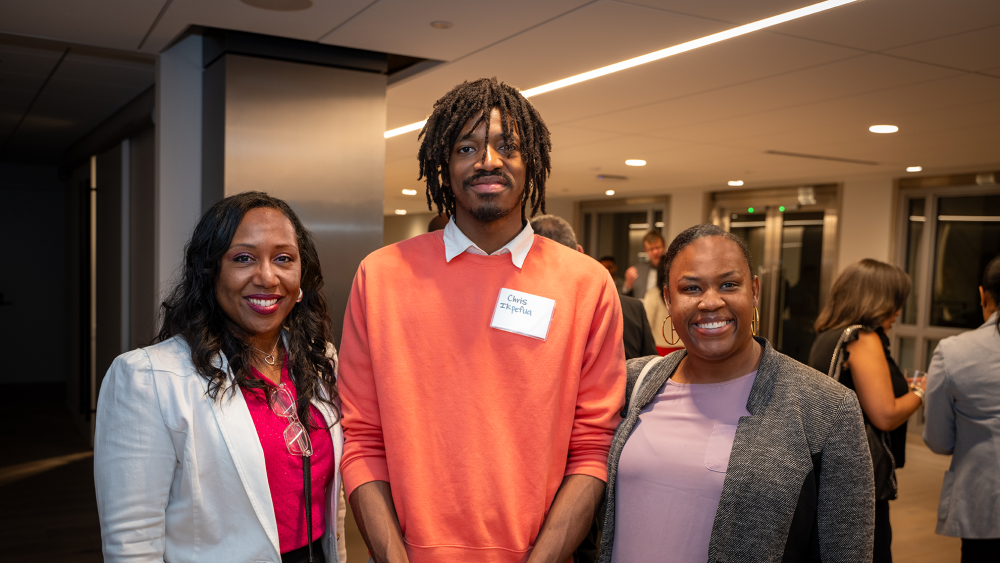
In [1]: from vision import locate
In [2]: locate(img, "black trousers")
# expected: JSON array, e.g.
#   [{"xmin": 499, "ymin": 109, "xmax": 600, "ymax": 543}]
[
  {"xmin": 281, "ymin": 538, "xmax": 326, "ymax": 563},
  {"xmin": 873, "ymin": 500, "xmax": 892, "ymax": 563},
  {"xmin": 962, "ymin": 538, "xmax": 1000, "ymax": 563}
]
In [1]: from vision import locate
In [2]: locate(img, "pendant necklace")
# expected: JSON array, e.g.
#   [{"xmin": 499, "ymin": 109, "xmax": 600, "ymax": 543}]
[{"xmin": 250, "ymin": 337, "xmax": 280, "ymax": 366}]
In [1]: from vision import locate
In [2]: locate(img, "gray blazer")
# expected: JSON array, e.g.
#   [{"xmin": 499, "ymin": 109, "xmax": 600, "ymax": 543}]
[
  {"xmin": 923, "ymin": 312, "xmax": 1000, "ymax": 538},
  {"xmin": 599, "ymin": 338, "xmax": 875, "ymax": 563}
]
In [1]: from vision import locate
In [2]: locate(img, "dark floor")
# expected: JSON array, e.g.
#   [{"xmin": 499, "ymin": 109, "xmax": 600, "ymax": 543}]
[
  {"xmin": 0, "ymin": 399, "xmax": 102, "ymax": 563},
  {"xmin": 0, "ymin": 402, "xmax": 958, "ymax": 563}
]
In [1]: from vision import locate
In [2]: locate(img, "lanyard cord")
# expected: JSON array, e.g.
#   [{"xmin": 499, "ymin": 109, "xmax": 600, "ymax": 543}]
[{"xmin": 303, "ymin": 454, "xmax": 314, "ymax": 562}]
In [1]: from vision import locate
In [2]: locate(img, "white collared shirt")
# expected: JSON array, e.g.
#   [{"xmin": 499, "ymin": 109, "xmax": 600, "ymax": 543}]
[{"xmin": 442, "ymin": 217, "xmax": 535, "ymax": 269}]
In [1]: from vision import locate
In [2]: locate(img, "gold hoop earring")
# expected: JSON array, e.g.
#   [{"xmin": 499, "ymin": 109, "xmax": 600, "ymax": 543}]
[
  {"xmin": 662, "ymin": 316, "xmax": 681, "ymax": 346},
  {"xmin": 751, "ymin": 306, "xmax": 760, "ymax": 337}
]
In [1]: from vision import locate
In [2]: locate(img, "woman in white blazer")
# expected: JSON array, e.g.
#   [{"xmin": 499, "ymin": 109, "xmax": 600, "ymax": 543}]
[
  {"xmin": 95, "ymin": 192, "xmax": 346, "ymax": 563},
  {"xmin": 924, "ymin": 255, "xmax": 1000, "ymax": 563}
]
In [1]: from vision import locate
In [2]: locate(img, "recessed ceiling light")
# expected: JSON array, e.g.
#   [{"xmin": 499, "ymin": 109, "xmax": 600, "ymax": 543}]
[
  {"xmin": 906, "ymin": 166, "xmax": 922, "ymax": 172},
  {"xmin": 869, "ymin": 125, "xmax": 899, "ymax": 134},
  {"xmin": 728, "ymin": 180, "xmax": 744, "ymax": 186},
  {"xmin": 385, "ymin": 0, "xmax": 860, "ymax": 138},
  {"xmin": 394, "ymin": 209, "xmax": 407, "ymax": 215},
  {"xmin": 239, "ymin": 0, "xmax": 312, "ymax": 11},
  {"xmin": 402, "ymin": 189, "xmax": 418, "ymax": 195},
  {"xmin": 430, "ymin": 21, "xmax": 453, "ymax": 29},
  {"xmin": 605, "ymin": 190, "xmax": 615, "ymax": 196},
  {"xmin": 625, "ymin": 159, "xmax": 646, "ymax": 166}
]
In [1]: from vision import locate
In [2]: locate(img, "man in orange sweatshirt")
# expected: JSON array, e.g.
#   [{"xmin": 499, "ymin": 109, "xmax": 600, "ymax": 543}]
[{"xmin": 339, "ymin": 77, "xmax": 626, "ymax": 563}]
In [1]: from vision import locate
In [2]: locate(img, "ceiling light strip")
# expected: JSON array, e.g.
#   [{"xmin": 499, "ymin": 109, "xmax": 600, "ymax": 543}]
[{"xmin": 384, "ymin": 0, "xmax": 858, "ymax": 138}]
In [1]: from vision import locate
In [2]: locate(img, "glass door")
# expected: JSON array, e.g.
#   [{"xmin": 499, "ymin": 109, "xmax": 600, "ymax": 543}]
[{"xmin": 712, "ymin": 185, "xmax": 839, "ymax": 363}]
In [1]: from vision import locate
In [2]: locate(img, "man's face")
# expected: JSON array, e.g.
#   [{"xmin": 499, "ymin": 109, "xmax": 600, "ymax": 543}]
[
  {"xmin": 644, "ymin": 238, "xmax": 665, "ymax": 267},
  {"xmin": 600, "ymin": 259, "xmax": 617, "ymax": 277},
  {"xmin": 446, "ymin": 108, "xmax": 526, "ymax": 224}
]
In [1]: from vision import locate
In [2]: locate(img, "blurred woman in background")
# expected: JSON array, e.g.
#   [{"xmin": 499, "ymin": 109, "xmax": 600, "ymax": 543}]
[
  {"xmin": 95, "ymin": 192, "xmax": 345, "ymax": 563},
  {"xmin": 808, "ymin": 259, "xmax": 926, "ymax": 563}
]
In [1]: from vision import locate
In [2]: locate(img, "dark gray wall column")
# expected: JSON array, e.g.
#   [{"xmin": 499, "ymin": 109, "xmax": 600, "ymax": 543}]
[{"xmin": 203, "ymin": 53, "xmax": 386, "ymax": 343}]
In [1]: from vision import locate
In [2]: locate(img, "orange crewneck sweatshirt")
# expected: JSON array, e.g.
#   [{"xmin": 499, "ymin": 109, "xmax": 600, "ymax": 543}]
[{"xmin": 339, "ymin": 231, "xmax": 625, "ymax": 563}]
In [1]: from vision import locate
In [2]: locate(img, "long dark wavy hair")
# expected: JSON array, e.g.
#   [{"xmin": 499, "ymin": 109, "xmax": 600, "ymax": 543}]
[{"xmin": 157, "ymin": 191, "xmax": 338, "ymax": 428}]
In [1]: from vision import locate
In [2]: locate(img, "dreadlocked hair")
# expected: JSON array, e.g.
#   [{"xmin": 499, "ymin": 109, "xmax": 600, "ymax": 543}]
[
  {"xmin": 417, "ymin": 77, "xmax": 552, "ymax": 219},
  {"xmin": 157, "ymin": 191, "xmax": 339, "ymax": 430}
]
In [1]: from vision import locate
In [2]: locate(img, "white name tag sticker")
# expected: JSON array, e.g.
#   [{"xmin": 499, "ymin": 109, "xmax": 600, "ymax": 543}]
[{"xmin": 490, "ymin": 287, "xmax": 556, "ymax": 341}]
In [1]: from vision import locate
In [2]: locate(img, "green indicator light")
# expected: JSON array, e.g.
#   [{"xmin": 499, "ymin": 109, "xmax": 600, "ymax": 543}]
[
  {"xmin": 779, "ymin": 206, "xmax": 785, "ymax": 212},
  {"xmin": 748, "ymin": 207, "xmax": 754, "ymax": 213}
]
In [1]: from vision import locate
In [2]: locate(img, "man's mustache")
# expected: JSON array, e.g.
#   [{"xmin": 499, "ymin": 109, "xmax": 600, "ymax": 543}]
[{"xmin": 462, "ymin": 170, "xmax": 514, "ymax": 189}]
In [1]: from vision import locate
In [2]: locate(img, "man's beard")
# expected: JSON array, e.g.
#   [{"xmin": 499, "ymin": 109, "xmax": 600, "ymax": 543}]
[{"xmin": 461, "ymin": 171, "xmax": 521, "ymax": 223}]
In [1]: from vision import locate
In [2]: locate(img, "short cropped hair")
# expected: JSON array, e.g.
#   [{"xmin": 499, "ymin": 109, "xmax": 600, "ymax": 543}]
[
  {"xmin": 643, "ymin": 230, "xmax": 665, "ymax": 246},
  {"xmin": 661, "ymin": 224, "xmax": 753, "ymax": 292},
  {"xmin": 530, "ymin": 214, "xmax": 577, "ymax": 249}
]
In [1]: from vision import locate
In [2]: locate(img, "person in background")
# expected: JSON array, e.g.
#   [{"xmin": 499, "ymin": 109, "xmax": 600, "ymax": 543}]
[
  {"xmin": 601, "ymin": 224, "xmax": 874, "ymax": 563},
  {"xmin": 599, "ymin": 256, "xmax": 625, "ymax": 294},
  {"xmin": 923, "ymin": 255, "xmax": 1000, "ymax": 563},
  {"xmin": 530, "ymin": 213, "xmax": 654, "ymax": 563},
  {"xmin": 339, "ymin": 78, "xmax": 625, "ymax": 563},
  {"xmin": 94, "ymin": 192, "xmax": 346, "ymax": 563},
  {"xmin": 427, "ymin": 212, "xmax": 449, "ymax": 232},
  {"xmin": 622, "ymin": 230, "xmax": 664, "ymax": 300},
  {"xmin": 530, "ymin": 215, "xmax": 656, "ymax": 361},
  {"xmin": 808, "ymin": 259, "xmax": 926, "ymax": 563}
]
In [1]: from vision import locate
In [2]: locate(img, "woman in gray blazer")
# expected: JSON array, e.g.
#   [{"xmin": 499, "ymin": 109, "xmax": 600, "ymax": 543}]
[
  {"xmin": 923, "ymin": 255, "xmax": 1000, "ymax": 563},
  {"xmin": 599, "ymin": 224, "xmax": 874, "ymax": 563}
]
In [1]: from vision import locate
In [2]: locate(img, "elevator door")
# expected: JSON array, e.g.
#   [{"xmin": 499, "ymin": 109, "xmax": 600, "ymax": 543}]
[{"xmin": 718, "ymin": 190, "xmax": 838, "ymax": 364}]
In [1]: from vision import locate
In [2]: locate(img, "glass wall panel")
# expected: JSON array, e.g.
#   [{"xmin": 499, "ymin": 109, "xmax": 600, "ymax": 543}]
[
  {"xmin": 903, "ymin": 198, "xmax": 925, "ymax": 324},
  {"xmin": 930, "ymin": 195, "xmax": 1000, "ymax": 328},
  {"xmin": 776, "ymin": 212, "xmax": 824, "ymax": 363},
  {"xmin": 897, "ymin": 336, "xmax": 916, "ymax": 373},
  {"xmin": 729, "ymin": 212, "xmax": 766, "ymax": 276}
]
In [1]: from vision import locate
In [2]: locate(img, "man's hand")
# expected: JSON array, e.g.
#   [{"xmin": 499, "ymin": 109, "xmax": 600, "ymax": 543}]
[
  {"xmin": 623, "ymin": 266, "xmax": 639, "ymax": 292},
  {"xmin": 526, "ymin": 475, "xmax": 605, "ymax": 563},
  {"xmin": 349, "ymin": 481, "xmax": 410, "ymax": 563}
]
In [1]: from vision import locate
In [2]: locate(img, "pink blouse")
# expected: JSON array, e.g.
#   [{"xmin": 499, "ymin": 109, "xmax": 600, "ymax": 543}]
[
  {"xmin": 612, "ymin": 371, "xmax": 756, "ymax": 563},
  {"xmin": 242, "ymin": 361, "xmax": 335, "ymax": 553}
]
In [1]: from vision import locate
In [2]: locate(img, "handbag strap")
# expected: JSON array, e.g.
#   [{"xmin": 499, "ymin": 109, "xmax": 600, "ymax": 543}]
[
  {"xmin": 628, "ymin": 355, "xmax": 665, "ymax": 412},
  {"xmin": 827, "ymin": 324, "xmax": 864, "ymax": 382}
]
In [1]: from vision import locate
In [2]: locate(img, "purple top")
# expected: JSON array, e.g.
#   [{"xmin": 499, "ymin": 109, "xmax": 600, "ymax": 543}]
[{"xmin": 611, "ymin": 371, "xmax": 757, "ymax": 563}]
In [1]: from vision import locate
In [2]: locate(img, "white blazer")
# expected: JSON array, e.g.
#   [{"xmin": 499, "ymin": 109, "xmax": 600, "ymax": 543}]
[{"xmin": 94, "ymin": 335, "xmax": 346, "ymax": 563}]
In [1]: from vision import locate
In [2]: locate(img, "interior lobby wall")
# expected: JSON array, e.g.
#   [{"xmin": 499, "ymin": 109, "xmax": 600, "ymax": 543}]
[
  {"xmin": 838, "ymin": 177, "xmax": 895, "ymax": 271},
  {"xmin": 205, "ymin": 53, "xmax": 386, "ymax": 343},
  {"xmin": 155, "ymin": 34, "xmax": 204, "ymax": 306}
]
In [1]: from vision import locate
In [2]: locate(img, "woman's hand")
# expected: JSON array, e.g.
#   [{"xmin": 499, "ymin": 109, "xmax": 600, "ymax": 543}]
[{"xmin": 846, "ymin": 331, "xmax": 923, "ymax": 431}]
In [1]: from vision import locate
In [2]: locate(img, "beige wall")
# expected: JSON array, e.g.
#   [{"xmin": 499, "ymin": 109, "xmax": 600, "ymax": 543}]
[
  {"xmin": 384, "ymin": 211, "xmax": 439, "ymax": 246},
  {"xmin": 837, "ymin": 177, "xmax": 895, "ymax": 270}
]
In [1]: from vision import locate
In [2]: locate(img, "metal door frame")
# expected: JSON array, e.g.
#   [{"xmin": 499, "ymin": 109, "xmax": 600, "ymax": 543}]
[
  {"xmin": 710, "ymin": 184, "xmax": 840, "ymax": 344},
  {"xmin": 577, "ymin": 196, "xmax": 669, "ymax": 261}
]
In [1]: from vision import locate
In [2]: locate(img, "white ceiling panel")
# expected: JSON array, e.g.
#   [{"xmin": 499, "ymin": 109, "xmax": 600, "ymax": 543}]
[
  {"xmin": 385, "ymin": 1, "xmax": 730, "ymax": 115},
  {"xmin": 884, "ymin": 24, "xmax": 1000, "ymax": 73},
  {"xmin": 776, "ymin": 0, "xmax": 1000, "ymax": 52},
  {"xmin": 0, "ymin": 0, "xmax": 163, "ymax": 51},
  {"xmin": 617, "ymin": 0, "xmax": 812, "ymax": 26},
  {"xmin": 140, "ymin": 0, "xmax": 375, "ymax": 53},
  {"xmin": 322, "ymin": 0, "xmax": 591, "ymax": 61}
]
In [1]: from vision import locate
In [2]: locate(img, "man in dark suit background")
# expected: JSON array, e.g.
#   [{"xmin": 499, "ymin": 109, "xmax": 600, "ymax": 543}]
[{"xmin": 529, "ymin": 214, "xmax": 657, "ymax": 360}]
